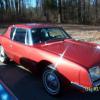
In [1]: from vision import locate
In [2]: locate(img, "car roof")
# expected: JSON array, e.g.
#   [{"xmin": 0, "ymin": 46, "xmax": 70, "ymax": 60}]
[{"xmin": 13, "ymin": 23, "xmax": 57, "ymax": 29}]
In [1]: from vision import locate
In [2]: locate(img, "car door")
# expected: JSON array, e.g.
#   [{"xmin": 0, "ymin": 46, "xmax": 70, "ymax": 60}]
[
  {"xmin": 10, "ymin": 28, "xmax": 30, "ymax": 64},
  {"xmin": 1, "ymin": 27, "xmax": 16, "ymax": 60}
]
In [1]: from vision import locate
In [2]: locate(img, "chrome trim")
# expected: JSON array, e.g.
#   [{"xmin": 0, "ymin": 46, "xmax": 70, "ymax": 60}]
[
  {"xmin": 71, "ymin": 82, "xmax": 86, "ymax": 91},
  {"xmin": 71, "ymin": 81, "xmax": 100, "ymax": 92},
  {"xmin": 48, "ymin": 65, "xmax": 56, "ymax": 70},
  {"xmin": 12, "ymin": 28, "xmax": 16, "ymax": 40},
  {"xmin": 28, "ymin": 29, "xmax": 33, "ymax": 45},
  {"xmin": 25, "ymin": 30, "xmax": 28, "ymax": 45}
]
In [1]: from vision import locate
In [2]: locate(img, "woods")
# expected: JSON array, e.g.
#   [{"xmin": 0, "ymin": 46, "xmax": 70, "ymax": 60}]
[{"xmin": 0, "ymin": 0, "xmax": 100, "ymax": 24}]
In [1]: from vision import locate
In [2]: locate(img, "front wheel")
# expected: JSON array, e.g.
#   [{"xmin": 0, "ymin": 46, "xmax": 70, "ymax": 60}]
[
  {"xmin": 0, "ymin": 45, "xmax": 9, "ymax": 63},
  {"xmin": 42, "ymin": 68, "xmax": 61, "ymax": 96}
]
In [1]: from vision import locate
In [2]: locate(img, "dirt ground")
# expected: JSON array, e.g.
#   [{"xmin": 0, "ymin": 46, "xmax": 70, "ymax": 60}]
[{"xmin": 0, "ymin": 24, "xmax": 100, "ymax": 44}]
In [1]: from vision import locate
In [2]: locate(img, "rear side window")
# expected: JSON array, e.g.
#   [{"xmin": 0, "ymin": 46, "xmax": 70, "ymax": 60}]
[{"xmin": 13, "ymin": 28, "xmax": 26, "ymax": 44}]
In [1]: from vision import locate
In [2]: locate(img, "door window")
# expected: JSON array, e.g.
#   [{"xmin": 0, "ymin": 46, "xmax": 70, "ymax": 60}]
[{"xmin": 13, "ymin": 28, "xmax": 26, "ymax": 44}]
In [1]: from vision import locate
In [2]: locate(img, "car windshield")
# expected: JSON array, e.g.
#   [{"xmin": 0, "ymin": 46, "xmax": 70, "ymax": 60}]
[{"xmin": 31, "ymin": 27, "xmax": 71, "ymax": 44}]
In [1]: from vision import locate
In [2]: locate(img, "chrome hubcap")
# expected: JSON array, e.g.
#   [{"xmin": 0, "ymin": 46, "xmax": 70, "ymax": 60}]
[{"xmin": 43, "ymin": 71, "xmax": 60, "ymax": 94}]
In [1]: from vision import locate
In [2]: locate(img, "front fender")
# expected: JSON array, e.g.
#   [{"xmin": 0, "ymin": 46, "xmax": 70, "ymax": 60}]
[
  {"xmin": 79, "ymin": 67, "xmax": 92, "ymax": 87},
  {"xmin": 56, "ymin": 59, "xmax": 81, "ymax": 85}
]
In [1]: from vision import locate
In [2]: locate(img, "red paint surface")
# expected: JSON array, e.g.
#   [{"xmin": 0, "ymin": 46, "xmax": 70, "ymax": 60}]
[{"xmin": 0, "ymin": 24, "xmax": 100, "ymax": 88}]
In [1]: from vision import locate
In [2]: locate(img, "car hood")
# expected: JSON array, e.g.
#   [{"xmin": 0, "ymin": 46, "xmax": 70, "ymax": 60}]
[{"xmin": 40, "ymin": 39, "xmax": 100, "ymax": 69}]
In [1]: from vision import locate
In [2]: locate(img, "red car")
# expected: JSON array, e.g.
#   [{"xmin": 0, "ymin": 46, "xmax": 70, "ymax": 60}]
[{"xmin": 0, "ymin": 24, "xmax": 100, "ymax": 95}]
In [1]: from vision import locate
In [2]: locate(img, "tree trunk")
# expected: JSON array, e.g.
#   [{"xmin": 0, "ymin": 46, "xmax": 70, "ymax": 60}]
[{"xmin": 58, "ymin": 0, "xmax": 62, "ymax": 23}]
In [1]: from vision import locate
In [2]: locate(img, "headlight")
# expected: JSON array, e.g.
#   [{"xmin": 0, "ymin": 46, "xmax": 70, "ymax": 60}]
[{"xmin": 89, "ymin": 66, "xmax": 100, "ymax": 82}]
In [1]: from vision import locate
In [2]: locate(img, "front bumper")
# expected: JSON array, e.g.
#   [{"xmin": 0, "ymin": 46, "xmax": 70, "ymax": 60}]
[{"xmin": 71, "ymin": 80, "xmax": 100, "ymax": 92}]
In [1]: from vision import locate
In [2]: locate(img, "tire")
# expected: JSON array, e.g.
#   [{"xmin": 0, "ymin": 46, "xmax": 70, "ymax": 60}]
[
  {"xmin": 0, "ymin": 45, "xmax": 9, "ymax": 63},
  {"xmin": 42, "ymin": 68, "xmax": 62, "ymax": 96}
]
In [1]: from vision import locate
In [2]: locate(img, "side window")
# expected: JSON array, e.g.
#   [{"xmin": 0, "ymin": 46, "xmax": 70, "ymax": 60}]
[
  {"xmin": 31, "ymin": 29, "xmax": 41, "ymax": 43},
  {"xmin": 13, "ymin": 28, "xmax": 26, "ymax": 44},
  {"xmin": 10, "ymin": 27, "xmax": 15, "ymax": 39}
]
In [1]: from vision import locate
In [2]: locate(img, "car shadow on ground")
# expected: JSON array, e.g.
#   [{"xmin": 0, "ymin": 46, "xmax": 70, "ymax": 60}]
[{"xmin": 0, "ymin": 63, "xmax": 100, "ymax": 100}]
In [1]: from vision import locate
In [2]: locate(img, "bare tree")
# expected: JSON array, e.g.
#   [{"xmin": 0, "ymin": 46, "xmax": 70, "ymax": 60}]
[{"xmin": 0, "ymin": 0, "xmax": 100, "ymax": 24}]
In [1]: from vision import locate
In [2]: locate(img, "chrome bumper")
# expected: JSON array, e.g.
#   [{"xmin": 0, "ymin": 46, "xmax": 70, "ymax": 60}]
[{"xmin": 71, "ymin": 81, "xmax": 100, "ymax": 92}]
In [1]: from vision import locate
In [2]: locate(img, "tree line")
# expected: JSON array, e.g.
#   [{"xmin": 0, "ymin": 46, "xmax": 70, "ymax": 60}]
[
  {"xmin": 0, "ymin": 0, "xmax": 100, "ymax": 24},
  {"xmin": 0, "ymin": 0, "xmax": 33, "ymax": 23}
]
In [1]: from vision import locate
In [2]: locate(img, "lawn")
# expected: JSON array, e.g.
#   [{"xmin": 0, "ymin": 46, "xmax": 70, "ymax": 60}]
[{"xmin": 67, "ymin": 30, "xmax": 100, "ymax": 44}]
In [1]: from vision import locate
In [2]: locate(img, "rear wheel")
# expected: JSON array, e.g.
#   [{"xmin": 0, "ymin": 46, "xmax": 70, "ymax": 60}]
[
  {"xmin": 42, "ymin": 68, "xmax": 61, "ymax": 96},
  {"xmin": 0, "ymin": 45, "xmax": 9, "ymax": 63}
]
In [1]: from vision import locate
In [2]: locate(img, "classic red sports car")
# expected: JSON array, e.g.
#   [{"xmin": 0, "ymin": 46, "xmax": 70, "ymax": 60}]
[{"xmin": 0, "ymin": 24, "xmax": 100, "ymax": 95}]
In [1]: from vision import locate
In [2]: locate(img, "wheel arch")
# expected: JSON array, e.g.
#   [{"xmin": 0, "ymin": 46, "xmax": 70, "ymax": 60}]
[
  {"xmin": 37, "ymin": 60, "xmax": 70, "ymax": 85},
  {"xmin": 37, "ymin": 60, "xmax": 53, "ymax": 73}
]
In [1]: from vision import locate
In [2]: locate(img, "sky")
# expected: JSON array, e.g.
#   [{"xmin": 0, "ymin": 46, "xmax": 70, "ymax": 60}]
[
  {"xmin": 31, "ymin": 0, "xmax": 36, "ymax": 7},
  {"xmin": 25, "ymin": 0, "xmax": 36, "ymax": 7}
]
